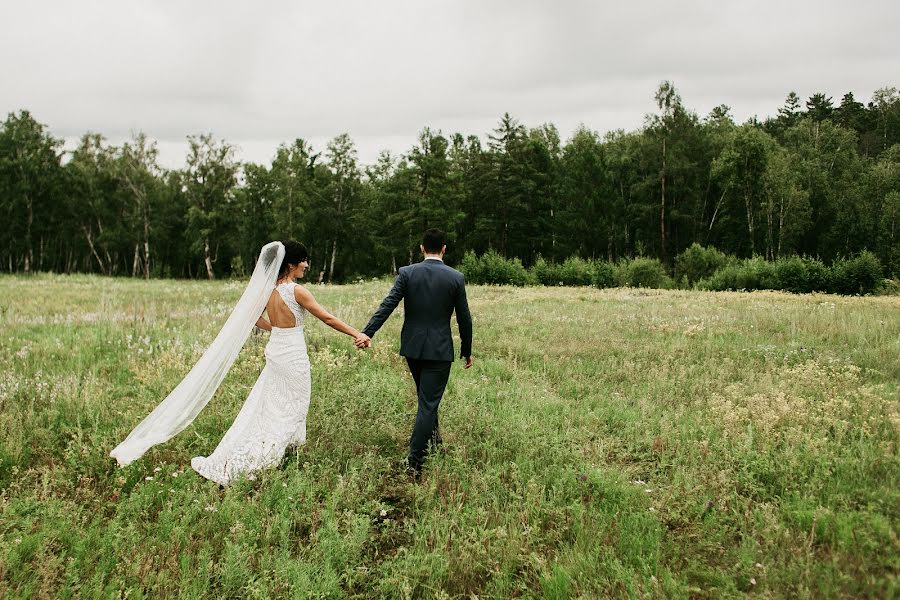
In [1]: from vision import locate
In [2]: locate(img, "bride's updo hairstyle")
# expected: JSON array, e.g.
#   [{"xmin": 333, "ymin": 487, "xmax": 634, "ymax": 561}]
[{"xmin": 277, "ymin": 240, "xmax": 310, "ymax": 278}]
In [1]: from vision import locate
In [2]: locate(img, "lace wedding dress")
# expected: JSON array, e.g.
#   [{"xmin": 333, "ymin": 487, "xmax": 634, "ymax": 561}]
[
  {"xmin": 111, "ymin": 242, "xmax": 312, "ymax": 485},
  {"xmin": 192, "ymin": 282, "xmax": 311, "ymax": 485}
]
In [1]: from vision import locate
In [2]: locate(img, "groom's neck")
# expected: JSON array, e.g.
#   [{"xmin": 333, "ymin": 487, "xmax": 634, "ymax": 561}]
[{"xmin": 423, "ymin": 253, "xmax": 443, "ymax": 260}]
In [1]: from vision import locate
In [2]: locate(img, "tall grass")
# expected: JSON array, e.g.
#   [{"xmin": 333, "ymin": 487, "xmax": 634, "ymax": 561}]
[{"xmin": 1, "ymin": 275, "xmax": 897, "ymax": 597}]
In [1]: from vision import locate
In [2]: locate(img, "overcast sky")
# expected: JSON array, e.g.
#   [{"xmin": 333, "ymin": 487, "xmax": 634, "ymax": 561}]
[{"xmin": 2, "ymin": 0, "xmax": 898, "ymax": 169}]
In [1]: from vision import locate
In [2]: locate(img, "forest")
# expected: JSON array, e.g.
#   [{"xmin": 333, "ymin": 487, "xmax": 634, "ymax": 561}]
[{"xmin": 1, "ymin": 82, "xmax": 898, "ymax": 281}]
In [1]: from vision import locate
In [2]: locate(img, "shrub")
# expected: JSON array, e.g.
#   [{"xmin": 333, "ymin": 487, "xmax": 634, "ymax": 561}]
[
  {"xmin": 698, "ymin": 257, "xmax": 778, "ymax": 291},
  {"xmin": 877, "ymin": 278, "xmax": 900, "ymax": 295},
  {"xmin": 229, "ymin": 255, "xmax": 247, "ymax": 279},
  {"xmin": 697, "ymin": 252, "xmax": 883, "ymax": 295},
  {"xmin": 675, "ymin": 243, "xmax": 730, "ymax": 287},
  {"xmin": 617, "ymin": 257, "xmax": 672, "ymax": 289},
  {"xmin": 531, "ymin": 256, "xmax": 615, "ymax": 287},
  {"xmin": 696, "ymin": 267, "xmax": 733, "ymax": 291},
  {"xmin": 459, "ymin": 251, "xmax": 481, "ymax": 282},
  {"xmin": 557, "ymin": 257, "xmax": 595, "ymax": 286},
  {"xmin": 459, "ymin": 250, "xmax": 530, "ymax": 286},
  {"xmin": 829, "ymin": 251, "xmax": 883, "ymax": 295},
  {"xmin": 530, "ymin": 257, "xmax": 564, "ymax": 286},
  {"xmin": 804, "ymin": 258, "xmax": 831, "ymax": 293},
  {"xmin": 744, "ymin": 257, "xmax": 778, "ymax": 290},
  {"xmin": 592, "ymin": 261, "xmax": 617, "ymax": 288},
  {"xmin": 774, "ymin": 256, "xmax": 810, "ymax": 293}
]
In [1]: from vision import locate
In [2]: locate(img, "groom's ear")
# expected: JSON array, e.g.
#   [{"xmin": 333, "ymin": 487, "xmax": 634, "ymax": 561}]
[
  {"xmin": 441, "ymin": 245, "xmax": 447, "ymax": 255},
  {"xmin": 420, "ymin": 244, "xmax": 426, "ymax": 255}
]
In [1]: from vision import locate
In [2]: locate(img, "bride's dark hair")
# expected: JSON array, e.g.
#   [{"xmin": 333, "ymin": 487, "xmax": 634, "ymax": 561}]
[{"xmin": 278, "ymin": 240, "xmax": 309, "ymax": 278}]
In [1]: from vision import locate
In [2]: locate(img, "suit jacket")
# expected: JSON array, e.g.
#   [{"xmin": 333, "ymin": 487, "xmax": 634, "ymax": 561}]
[{"xmin": 363, "ymin": 258, "xmax": 472, "ymax": 362}]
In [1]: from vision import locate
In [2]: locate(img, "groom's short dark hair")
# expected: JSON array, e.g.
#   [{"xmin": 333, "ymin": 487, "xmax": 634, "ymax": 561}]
[{"xmin": 422, "ymin": 228, "xmax": 446, "ymax": 253}]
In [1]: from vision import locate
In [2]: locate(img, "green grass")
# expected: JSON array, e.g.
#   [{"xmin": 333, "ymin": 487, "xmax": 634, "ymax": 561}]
[{"xmin": 0, "ymin": 274, "xmax": 897, "ymax": 598}]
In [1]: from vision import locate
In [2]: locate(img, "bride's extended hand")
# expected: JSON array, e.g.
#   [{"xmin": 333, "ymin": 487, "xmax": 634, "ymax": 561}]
[{"xmin": 293, "ymin": 285, "xmax": 372, "ymax": 348}]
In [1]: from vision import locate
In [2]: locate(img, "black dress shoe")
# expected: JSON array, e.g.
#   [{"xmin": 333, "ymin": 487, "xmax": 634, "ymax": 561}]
[{"xmin": 405, "ymin": 465, "xmax": 422, "ymax": 481}]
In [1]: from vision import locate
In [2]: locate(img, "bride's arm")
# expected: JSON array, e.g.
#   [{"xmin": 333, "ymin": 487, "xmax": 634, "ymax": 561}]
[
  {"xmin": 294, "ymin": 285, "xmax": 368, "ymax": 344},
  {"xmin": 255, "ymin": 313, "xmax": 272, "ymax": 332}
]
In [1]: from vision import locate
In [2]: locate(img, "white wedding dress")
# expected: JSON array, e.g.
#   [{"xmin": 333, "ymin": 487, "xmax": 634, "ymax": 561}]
[
  {"xmin": 192, "ymin": 282, "xmax": 311, "ymax": 485},
  {"xmin": 110, "ymin": 241, "xmax": 314, "ymax": 485}
]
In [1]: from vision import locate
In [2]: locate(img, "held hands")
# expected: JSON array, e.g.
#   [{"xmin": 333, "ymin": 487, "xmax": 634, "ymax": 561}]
[
  {"xmin": 354, "ymin": 333, "xmax": 371, "ymax": 349},
  {"xmin": 463, "ymin": 356, "xmax": 473, "ymax": 369}
]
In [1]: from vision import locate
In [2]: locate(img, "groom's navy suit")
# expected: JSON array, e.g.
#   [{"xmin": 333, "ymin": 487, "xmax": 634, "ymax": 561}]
[{"xmin": 362, "ymin": 257, "xmax": 472, "ymax": 470}]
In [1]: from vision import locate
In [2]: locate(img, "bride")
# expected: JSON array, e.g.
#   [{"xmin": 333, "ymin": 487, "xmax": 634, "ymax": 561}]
[{"xmin": 110, "ymin": 240, "xmax": 370, "ymax": 485}]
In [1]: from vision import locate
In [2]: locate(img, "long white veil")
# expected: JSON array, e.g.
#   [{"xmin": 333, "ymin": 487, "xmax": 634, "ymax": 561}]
[{"xmin": 110, "ymin": 241, "xmax": 286, "ymax": 467}]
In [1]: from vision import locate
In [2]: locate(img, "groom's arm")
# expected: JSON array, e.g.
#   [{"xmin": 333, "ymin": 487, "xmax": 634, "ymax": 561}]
[
  {"xmin": 362, "ymin": 269, "xmax": 407, "ymax": 338},
  {"xmin": 455, "ymin": 275, "xmax": 473, "ymax": 359}
]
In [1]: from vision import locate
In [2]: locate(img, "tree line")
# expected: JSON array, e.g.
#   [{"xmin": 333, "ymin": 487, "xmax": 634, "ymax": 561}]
[{"xmin": 1, "ymin": 82, "xmax": 898, "ymax": 281}]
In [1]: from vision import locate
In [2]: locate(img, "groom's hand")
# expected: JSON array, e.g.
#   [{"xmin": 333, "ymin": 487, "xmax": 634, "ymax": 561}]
[
  {"xmin": 354, "ymin": 333, "xmax": 371, "ymax": 349},
  {"xmin": 463, "ymin": 356, "xmax": 473, "ymax": 369}
]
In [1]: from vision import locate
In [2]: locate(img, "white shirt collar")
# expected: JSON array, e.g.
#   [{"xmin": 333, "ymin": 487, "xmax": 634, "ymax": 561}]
[{"xmin": 424, "ymin": 256, "xmax": 443, "ymax": 262}]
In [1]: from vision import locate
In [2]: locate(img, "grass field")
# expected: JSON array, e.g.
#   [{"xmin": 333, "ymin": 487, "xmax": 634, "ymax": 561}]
[{"xmin": 0, "ymin": 274, "xmax": 897, "ymax": 598}]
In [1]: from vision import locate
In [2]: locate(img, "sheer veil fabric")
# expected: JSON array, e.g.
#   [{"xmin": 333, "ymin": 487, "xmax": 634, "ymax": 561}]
[{"xmin": 110, "ymin": 241, "xmax": 285, "ymax": 467}]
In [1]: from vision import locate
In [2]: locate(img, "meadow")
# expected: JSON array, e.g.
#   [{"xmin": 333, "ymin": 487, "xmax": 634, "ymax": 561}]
[{"xmin": 0, "ymin": 274, "xmax": 897, "ymax": 598}]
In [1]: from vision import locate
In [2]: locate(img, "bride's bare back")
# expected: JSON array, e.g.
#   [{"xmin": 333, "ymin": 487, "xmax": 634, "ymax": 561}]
[
  {"xmin": 266, "ymin": 286, "xmax": 299, "ymax": 328},
  {"xmin": 260, "ymin": 279, "xmax": 368, "ymax": 349}
]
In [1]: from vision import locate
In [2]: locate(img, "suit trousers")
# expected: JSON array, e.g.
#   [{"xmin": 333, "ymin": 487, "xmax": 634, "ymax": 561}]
[{"xmin": 405, "ymin": 357, "xmax": 452, "ymax": 469}]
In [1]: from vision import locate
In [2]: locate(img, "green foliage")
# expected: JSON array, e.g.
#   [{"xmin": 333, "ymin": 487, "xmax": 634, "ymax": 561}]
[
  {"xmin": 592, "ymin": 261, "xmax": 617, "ymax": 289},
  {"xmin": 529, "ymin": 256, "xmax": 560, "ymax": 286},
  {"xmin": 773, "ymin": 256, "xmax": 808, "ymax": 293},
  {"xmin": 698, "ymin": 252, "xmax": 884, "ymax": 295},
  {"xmin": 229, "ymin": 255, "xmax": 247, "ymax": 279},
  {"xmin": 771, "ymin": 256, "xmax": 826, "ymax": 293},
  {"xmin": 830, "ymin": 251, "xmax": 884, "ymax": 295},
  {"xmin": 557, "ymin": 257, "xmax": 596, "ymax": 286},
  {"xmin": 484, "ymin": 254, "xmax": 647, "ymax": 290},
  {"xmin": 711, "ymin": 125, "xmax": 777, "ymax": 256},
  {"xmin": 0, "ymin": 110, "xmax": 64, "ymax": 273},
  {"xmin": 2, "ymin": 84, "xmax": 900, "ymax": 279},
  {"xmin": 183, "ymin": 134, "xmax": 240, "ymax": 279},
  {"xmin": 616, "ymin": 257, "xmax": 673, "ymax": 289},
  {"xmin": 877, "ymin": 277, "xmax": 900, "ymax": 295},
  {"xmin": 698, "ymin": 256, "xmax": 779, "ymax": 291},
  {"xmin": 675, "ymin": 243, "xmax": 731, "ymax": 286},
  {"xmin": 557, "ymin": 126, "xmax": 613, "ymax": 260},
  {"xmin": 530, "ymin": 256, "xmax": 595, "ymax": 286},
  {"xmin": 801, "ymin": 257, "xmax": 832, "ymax": 293},
  {"xmin": 459, "ymin": 250, "xmax": 531, "ymax": 286}
]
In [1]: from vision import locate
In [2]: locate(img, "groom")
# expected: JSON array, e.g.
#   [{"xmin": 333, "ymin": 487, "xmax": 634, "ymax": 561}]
[{"xmin": 361, "ymin": 228, "xmax": 473, "ymax": 478}]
